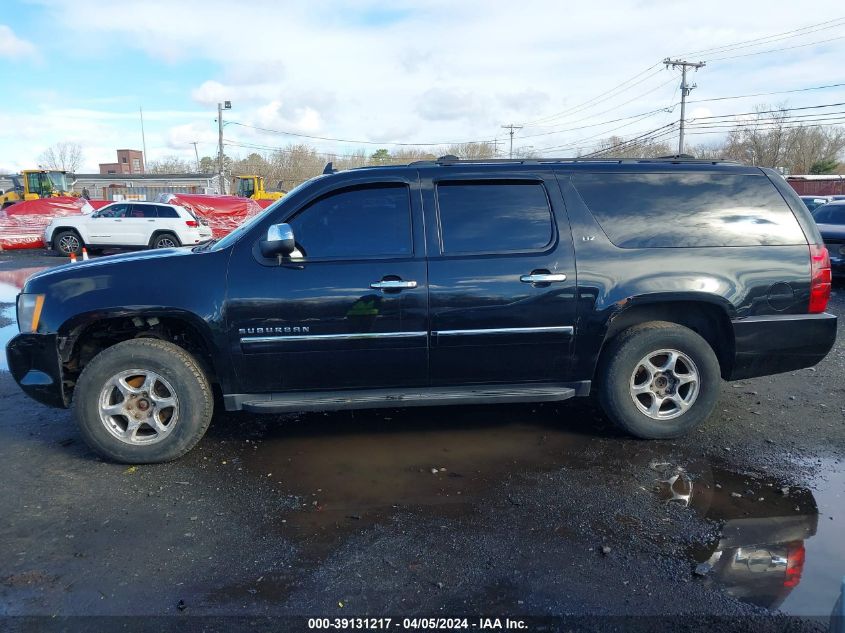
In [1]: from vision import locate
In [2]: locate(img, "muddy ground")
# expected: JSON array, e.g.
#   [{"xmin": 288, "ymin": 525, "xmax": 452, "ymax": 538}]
[{"xmin": 0, "ymin": 250, "xmax": 843, "ymax": 631}]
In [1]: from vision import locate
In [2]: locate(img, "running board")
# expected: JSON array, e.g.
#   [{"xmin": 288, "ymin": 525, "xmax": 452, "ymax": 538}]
[{"xmin": 226, "ymin": 384, "xmax": 579, "ymax": 414}]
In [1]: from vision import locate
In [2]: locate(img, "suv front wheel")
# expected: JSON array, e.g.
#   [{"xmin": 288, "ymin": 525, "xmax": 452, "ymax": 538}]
[
  {"xmin": 53, "ymin": 230, "xmax": 84, "ymax": 256},
  {"xmin": 73, "ymin": 339, "xmax": 213, "ymax": 463},
  {"xmin": 598, "ymin": 321, "xmax": 721, "ymax": 439}
]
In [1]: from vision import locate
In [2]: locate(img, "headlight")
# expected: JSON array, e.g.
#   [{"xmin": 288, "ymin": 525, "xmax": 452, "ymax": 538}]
[{"xmin": 17, "ymin": 294, "xmax": 45, "ymax": 333}]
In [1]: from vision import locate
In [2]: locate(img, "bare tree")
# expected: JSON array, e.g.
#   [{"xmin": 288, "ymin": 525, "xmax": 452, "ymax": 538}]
[
  {"xmin": 146, "ymin": 155, "xmax": 194, "ymax": 174},
  {"xmin": 588, "ymin": 135, "xmax": 673, "ymax": 158},
  {"xmin": 38, "ymin": 142, "xmax": 83, "ymax": 173},
  {"xmin": 443, "ymin": 142, "xmax": 498, "ymax": 159}
]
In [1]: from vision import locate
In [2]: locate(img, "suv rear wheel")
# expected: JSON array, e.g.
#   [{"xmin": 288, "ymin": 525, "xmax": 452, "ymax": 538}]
[
  {"xmin": 73, "ymin": 339, "xmax": 213, "ymax": 463},
  {"xmin": 151, "ymin": 233, "xmax": 180, "ymax": 249},
  {"xmin": 598, "ymin": 321, "xmax": 720, "ymax": 439},
  {"xmin": 54, "ymin": 230, "xmax": 84, "ymax": 256}
]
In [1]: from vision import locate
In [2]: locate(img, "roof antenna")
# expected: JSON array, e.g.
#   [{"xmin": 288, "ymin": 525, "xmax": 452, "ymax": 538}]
[{"xmin": 322, "ymin": 161, "xmax": 336, "ymax": 174}]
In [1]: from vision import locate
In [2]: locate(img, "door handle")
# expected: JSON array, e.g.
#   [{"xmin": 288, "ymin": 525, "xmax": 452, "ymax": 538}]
[
  {"xmin": 370, "ymin": 280, "xmax": 418, "ymax": 290},
  {"xmin": 520, "ymin": 273, "xmax": 567, "ymax": 283}
]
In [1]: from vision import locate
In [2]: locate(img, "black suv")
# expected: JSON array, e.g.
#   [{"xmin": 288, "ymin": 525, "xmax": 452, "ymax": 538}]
[{"xmin": 7, "ymin": 157, "xmax": 837, "ymax": 463}]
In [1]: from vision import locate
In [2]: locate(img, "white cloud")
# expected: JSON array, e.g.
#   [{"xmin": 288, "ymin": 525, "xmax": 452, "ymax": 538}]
[
  {"xmin": 6, "ymin": 0, "xmax": 845, "ymax": 164},
  {"xmin": 0, "ymin": 24, "xmax": 36, "ymax": 59}
]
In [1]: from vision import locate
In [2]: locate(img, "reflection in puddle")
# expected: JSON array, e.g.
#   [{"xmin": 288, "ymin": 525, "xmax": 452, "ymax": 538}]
[
  {"xmin": 655, "ymin": 459, "xmax": 844, "ymax": 616},
  {"xmin": 0, "ymin": 267, "xmax": 48, "ymax": 371}
]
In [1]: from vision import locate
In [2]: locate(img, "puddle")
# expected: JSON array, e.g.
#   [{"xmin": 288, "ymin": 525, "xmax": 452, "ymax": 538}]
[
  {"xmin": 239, "ymin": 404, "xmax": 602, "ymax": 537},
  {"xmin": 656, "ymin": 458, "xmax": 844, "ymax": 616},
  {"xmin": 0, "ymin": 267, "xmax": 48, "ymax": 371},
  {"xmin": 779, "ymin": 458, "xmax": 845, "ymax": 617}
]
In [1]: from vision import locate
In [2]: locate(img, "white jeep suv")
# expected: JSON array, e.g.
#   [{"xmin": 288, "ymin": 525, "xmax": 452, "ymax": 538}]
[{"xmin": 45, "ymin": 201, "xmax": 213, "ymax": 256}]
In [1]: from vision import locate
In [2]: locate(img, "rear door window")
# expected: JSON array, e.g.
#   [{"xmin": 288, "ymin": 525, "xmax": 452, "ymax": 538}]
[
  {"xmin": 134, "ymin": 204, "xmax": 159, "ymax": 218},
  {"xmin": 570, "ymin": 172, "xmax": 806, "ymax": 247},
  {"xmin": 436, "ymin": 181, "xmax": 554, "ymax": 254}
]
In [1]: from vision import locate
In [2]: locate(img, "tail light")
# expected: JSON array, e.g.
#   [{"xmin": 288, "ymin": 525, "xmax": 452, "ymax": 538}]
[
  {"xmin": 185, "ymin": 220, "xmax": 199, "ymax": 228},
  {"xmin": 784, "ymin": 542, "xmax": 806, "ymax": 588},
  {"xmin": 808, "ymin": 244, "xmax": 831, "ymax": 313}
]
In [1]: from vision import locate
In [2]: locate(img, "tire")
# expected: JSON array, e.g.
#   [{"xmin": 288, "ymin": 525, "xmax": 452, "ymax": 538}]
[
  {"xmin": 53, "ymin": 230, "xmax": 84, "ymax": 256},
  {"xmin": 151, "ymin": 233, "xmax": 180, "ymax": 249},
  {"xmin": 597, "ymin": 321, "xmax": 721, "ymax": 440},
  {"xmin": 73, "ymin": 339, "xmax": 213, "ymax": 463}
]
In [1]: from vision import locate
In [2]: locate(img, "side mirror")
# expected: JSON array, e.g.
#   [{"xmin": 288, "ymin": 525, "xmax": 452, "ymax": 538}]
[{"xmin": 260, "ymin": 223, "xmax": 296, "ymax": 258}]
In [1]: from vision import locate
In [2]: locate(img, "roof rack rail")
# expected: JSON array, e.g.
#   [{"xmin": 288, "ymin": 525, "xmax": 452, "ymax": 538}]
[{"xmin": 408, "ymin": 156, "xmax": 739, "ymax": 167}]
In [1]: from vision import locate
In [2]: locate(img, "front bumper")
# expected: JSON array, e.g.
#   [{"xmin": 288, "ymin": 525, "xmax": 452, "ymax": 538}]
[
  {"xmin": 729, "ymin": 312, "xmax": 838, "ymax": 380},
  {"xmin": 6, "ymin": 332, "xmax": 67, "ymax": 408}
]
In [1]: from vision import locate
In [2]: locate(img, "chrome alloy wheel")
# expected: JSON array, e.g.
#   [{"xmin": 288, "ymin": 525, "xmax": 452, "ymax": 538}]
[
  {"xmin": 98, "ymin": 369, "xmax": 179, "ymax": 445},
  {"xmin": 629, "ymin": 349, "xmax": 699, "ymax": 420},
  {"xmin": 155, "ymin": 237, "xmax": 177, "ymax": 248},
  {"xmin": 58, "ymin": 234, "xmax": 80, "ymax": 254}
]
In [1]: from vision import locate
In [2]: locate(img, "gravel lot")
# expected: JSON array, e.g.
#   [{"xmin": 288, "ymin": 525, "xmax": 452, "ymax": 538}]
[{"xmin": 1, "ymin": 249, "xmax": 843, "ymax": 631}]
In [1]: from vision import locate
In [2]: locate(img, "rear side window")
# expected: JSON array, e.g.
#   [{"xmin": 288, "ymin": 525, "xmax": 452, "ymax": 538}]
[
  {"xmin": 156, "ymin": 206, "xmax": 180, "ymax": 218},
  {"xmin": 813, "ymin": 205, "xmax": 845, "ymax": 225},
  {"xmin": 436, "ymin": 181, "xmax": 553, "ymax": 254},
  {"xmin": 125, "ymin": 204, "xmax": 158, "ymax": 218},
  {"xmin": 571, "ymin": 172, "xmax": 806, "ymax": 248},
  {"xmin": 289, "ymin": 183, "xmax": 412, "ymax": 259}
]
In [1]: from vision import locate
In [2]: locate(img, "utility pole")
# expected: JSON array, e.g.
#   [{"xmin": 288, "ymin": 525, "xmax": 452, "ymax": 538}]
[
  {"xmin": 663, "ymin": 58, "xmax": 705, "ymax": 155},
  {"xmin": 501, "ymin": 124, "xmax": 523, "ymax": 159},
  {"xmin": 217, "ymin": 101, "xmax": 231, "ymax": 194},
  {"xmin": 190, "ymin": 141, "xmax": 200, "ymax": 172},
  {"xmin": 139, "ymin": 107, "xmax": 147, "ymax": 170}
]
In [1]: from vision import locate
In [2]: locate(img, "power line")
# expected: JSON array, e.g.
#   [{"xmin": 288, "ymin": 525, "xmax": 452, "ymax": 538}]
[
  {"xmin": 689, "ymin": 101, "xmax": 845, "ymax": 120},
  {"xmin": 685, "ymin": 120, "xmax": 845, "ymax": 136},
  {"xmin": 530, "ymin": 110, "xmax": 677, "ymax": 155},
  {"xmin": 675, "ymin": 16, "xmax": 845, "ymax": 58},
  {"xmin": 687, "ymin": 81, "xmax": 845, "ymax": 104},
  {"xmin": 227, "ymin": 121, "xmax": 496, "ymax": 147},
  {"xmin": 519, "ymin": 65, "xmax": 664, "ymax": 127},
  {"xmin": 580, "ymin": 128, "xmax": 678, "ymax": 158},
  {"xmin": 519, "ymin": 105, "xmax": 676, "ymax": 140},
  {"xmin": 562, "ymin": 123, "xmax": 677, "ymax": 158},
  {"xmin": 522, "ymin": 74, "xmax": 680, "ymax": 134},
  {"xmin": 709, "ymin": 34, "xmax": 845, "ymax": 62}
]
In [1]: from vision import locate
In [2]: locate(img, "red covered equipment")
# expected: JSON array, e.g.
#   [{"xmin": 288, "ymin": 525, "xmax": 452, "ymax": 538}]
[
  {"xmin": 160, "ymin": 194, "xmax": 265, "ymax": 238},
  {"xmin": 0, "ymin": 197, "xmax": 92, "ymax": 250}
]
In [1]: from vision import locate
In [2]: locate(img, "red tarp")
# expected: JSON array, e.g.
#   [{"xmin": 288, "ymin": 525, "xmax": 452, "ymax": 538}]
[
  {"xmin": 0, "ymin": 194, "xmax": 266, "ymax": 250},
  {"xmin": 0, "ymin": 197, "xmax": 93, "ymax": 250},
  {"xmin": 160, "ymin": 194, "xmax": 264, "ymax": 238}
]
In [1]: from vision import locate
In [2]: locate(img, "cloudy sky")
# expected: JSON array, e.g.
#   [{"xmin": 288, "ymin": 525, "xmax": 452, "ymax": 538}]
[{"xmin": 1, "ymin": 0, "xmax": 844, "ymax": 172}]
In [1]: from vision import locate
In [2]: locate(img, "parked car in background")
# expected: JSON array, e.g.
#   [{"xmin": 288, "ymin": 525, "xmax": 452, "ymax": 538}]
[
  {"xmin": 812, "ymin": 201, "xmax": 845, "ymax": 276},
  {"xmin": 44, "ymin": 201, "xmax": 213, "ymax": 256},
  {"xmin": 7, "ymin": 157, "xmax": 837, "ymax": 463},
  {"xmin": 800, "ymin": 195, "xmax": 830, "ymax": 212}
]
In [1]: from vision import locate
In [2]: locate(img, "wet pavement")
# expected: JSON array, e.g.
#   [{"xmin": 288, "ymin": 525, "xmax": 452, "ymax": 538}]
[{"xmin": 1, "ymin": 249, "xmax": 844, "ymax": 630}]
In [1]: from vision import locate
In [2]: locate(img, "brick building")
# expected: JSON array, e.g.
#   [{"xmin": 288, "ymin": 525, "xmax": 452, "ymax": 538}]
[{"xmin": 99, "ymin": 149, "xmax": 145, "ymax": 175}]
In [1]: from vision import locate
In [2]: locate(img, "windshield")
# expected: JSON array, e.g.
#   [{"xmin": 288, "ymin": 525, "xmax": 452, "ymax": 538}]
[
  {"xmin": 48, "ymin": 171, "xmax": 68, "ymax": 192},
  {"xmin": 209, "ymin": 175, "xmax": 323, "ymax": 251}
]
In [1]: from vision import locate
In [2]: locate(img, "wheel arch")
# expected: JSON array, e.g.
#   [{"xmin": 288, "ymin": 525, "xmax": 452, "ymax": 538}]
[
  {"xmin": 149, "ymin": 230, "xmax": 181, "ymax": 247},
  {"xmin": 51, "ymin": 226, "xmax": 84, "ymax": 247},
  {"xmin": 58, "ymin": 308, "xmax": 223, "ymax": 395},
  {"xmin": 593, "ymin": 298, "xmax": 735, "ymax": 381}
]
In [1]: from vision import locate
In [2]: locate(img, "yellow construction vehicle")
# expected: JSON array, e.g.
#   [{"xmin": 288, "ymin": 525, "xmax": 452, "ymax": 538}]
[
  {"xmin": 1, "ymin": 170, "xmax": 72, "ymax": 208},
  {"xmin": 232, "ymin": 175, "xmax": 285, "ymax": 201}
]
